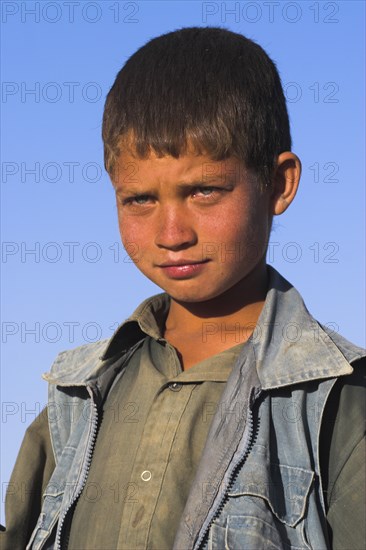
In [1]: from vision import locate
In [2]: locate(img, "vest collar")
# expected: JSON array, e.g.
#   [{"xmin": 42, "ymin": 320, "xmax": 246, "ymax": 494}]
[{"xmin": 43, "ymin": 267, "xmax": 364, "ymax": 388}]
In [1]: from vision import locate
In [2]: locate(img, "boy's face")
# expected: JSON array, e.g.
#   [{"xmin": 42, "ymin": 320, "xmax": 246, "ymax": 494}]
[{"xmin": 113, "ymin": 147, "xmax": 272, "ymax": 303}]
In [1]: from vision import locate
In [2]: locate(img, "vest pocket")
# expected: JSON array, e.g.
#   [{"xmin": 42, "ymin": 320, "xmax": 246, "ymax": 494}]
[
  {"xmin": 209, "ymin": 513, "xmax": 310, "ymax": 550},
  {"xmin": 210, "ymin": 463, "xmax": 314, "ymax": 549},
  {"xmin": 224, "ymin": 515, "xmax": 306, "ymax": 549},
  {"xmin": 227, "ymin": 462, "xmax": 314, "ymax": 527}
]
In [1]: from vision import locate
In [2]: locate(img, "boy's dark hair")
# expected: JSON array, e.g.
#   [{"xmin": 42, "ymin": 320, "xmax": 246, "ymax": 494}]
[{"xmin": 102, "ymin": 26, "xmax": 291, "ymax": 188}]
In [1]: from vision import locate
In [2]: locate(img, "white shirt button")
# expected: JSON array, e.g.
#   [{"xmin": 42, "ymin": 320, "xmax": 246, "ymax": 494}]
[
  {"xmin": 141, "ymin": 470, "xmax": 152, "ymax": 481},
  {"xmin": 169, "ymin": 382, "xmax": 182, "ymax": 392}
]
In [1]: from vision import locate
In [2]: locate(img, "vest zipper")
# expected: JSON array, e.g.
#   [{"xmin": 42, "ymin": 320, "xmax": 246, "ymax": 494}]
[
  {"xmin": 55, "ymin": 386, "xmax": 99, "ymax": 549},
  {"xmin": 194, "ymin": 390, "xmax": 261, "ymax": 549}
]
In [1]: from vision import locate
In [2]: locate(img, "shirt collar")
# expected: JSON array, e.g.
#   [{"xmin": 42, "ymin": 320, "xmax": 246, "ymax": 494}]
[
  {"xmin": 44, "ymin": 266, "xmax": 365, "ymax": 387},
  {"xmin": 102, "ymin": 265, "xmax": 363, "ymax": 387},
  {"xmin": 101, "ymin": 292, "xmax": 170, "ymax": 360}
]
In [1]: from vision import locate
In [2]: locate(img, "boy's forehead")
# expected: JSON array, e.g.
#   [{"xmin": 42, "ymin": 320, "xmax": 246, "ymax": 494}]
[
  {"xmin": 114, "ymin": 150, "xmax": 255, "ymax": 188},
  {"xmin": 118, "ymin": 132, "xmax": 207, "ymax": 156},
  {"xmin": 113, "ymin": 139, "xmax": 255, "ymax": 186}
]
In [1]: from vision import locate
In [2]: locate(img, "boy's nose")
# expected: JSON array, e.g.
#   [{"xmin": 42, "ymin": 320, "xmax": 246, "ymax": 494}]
[{"xmin": 155, "ymin": 205, "xmax": 197, "ymax": 251}]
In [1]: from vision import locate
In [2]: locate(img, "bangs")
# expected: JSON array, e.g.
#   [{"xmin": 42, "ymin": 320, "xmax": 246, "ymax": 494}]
[{"xmin": 102, "ymin": 27, "xmax": 291, "ymax": 188}]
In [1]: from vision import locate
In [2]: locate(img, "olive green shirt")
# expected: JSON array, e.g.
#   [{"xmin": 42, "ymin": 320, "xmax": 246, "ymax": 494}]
[
  {"xmin": 67, "ymin": 336, "xmax": 243, "ymax": 549},
  {"xmin": 3, "ymin": 364, "xmax": 364, "ymax": 550},
  {"xmin": 1, "ymin": 290, "xmax": 365, "ymax": 549}
]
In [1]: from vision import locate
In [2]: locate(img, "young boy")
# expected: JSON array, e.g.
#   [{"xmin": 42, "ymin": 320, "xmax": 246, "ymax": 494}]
[{"xmin": 2, "ymin": 27, "xmax": 365, "ymax": 549}]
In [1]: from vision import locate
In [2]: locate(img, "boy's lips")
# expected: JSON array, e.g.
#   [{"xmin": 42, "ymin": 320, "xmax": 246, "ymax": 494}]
[
  {"xmin": 157, "ymin": 259, "xmax": 209, "ymax": 267},
  {"xmin": 157, "ymin": 259, "xmax": 210, "ymax": 279}
]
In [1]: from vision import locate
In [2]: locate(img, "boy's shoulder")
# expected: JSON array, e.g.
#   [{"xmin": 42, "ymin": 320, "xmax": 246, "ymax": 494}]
[
  {"xmin": 42, "ymin": 337, "xmax": 111, "ymax": 385},
  {"xmin": 319, "ymin": 322, "xmax": 365, "ymax": 365},
  {"xmin": 42, "ymin": 291, "xmax": 169, "ymax": 386},
  {"xmin": 42, "ymin": 271, "xmax": 365, "ymax": 389}
]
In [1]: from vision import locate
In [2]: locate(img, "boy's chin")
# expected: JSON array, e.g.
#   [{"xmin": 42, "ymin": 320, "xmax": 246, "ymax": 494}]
[{"xmin": 163, "ymin": 286, "xmax": 234, "ymax": 305}]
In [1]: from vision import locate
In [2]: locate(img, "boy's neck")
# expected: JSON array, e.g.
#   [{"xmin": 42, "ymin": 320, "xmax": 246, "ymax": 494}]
[{"xmin": 163, "ymin": 262, "xmax": 268, "ymax": 366}]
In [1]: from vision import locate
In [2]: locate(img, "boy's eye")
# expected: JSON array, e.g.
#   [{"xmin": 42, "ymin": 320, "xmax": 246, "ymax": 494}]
[
  {"xmin": 192, "ymin": 186, "xmax": 218, "ymax": 197},
  {"xmin": 132, "ymin": 195, "xmax": 151, "ymax": 204},
  {"xmin": 118, "ymin": 186, "xmax": 225, "ymax": 208},
  {"xmin": 122, "ymin": 194, "xmax": 152, "ymax": 206}
]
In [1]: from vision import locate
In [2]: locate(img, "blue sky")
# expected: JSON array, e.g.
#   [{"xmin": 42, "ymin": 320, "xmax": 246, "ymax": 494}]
[{"xmin": 1, "ymin": 0, "xmax": 365, "ymax": 523}]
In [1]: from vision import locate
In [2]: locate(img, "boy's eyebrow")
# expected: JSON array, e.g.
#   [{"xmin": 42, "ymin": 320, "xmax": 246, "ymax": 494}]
[
  {"xmin": 176, "ymin": 176, "xmax": 233, "ymax": 188},
  {"xmin": 115, "ymin": 176, "xmax": 234, "ymax": 194}
]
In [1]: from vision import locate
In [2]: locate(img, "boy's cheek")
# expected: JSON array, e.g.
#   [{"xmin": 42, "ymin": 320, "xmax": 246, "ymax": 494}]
[
  {"xmin": 117, "ymin": 224, "xmax": 144, "ymax": 263},
  {"xmin": 119, "ymin": 217, "xmax": 143, "ymax": 242},
  {"xmin": 123, "ymin": 242, "xmax": 142, "ymax": 265}
]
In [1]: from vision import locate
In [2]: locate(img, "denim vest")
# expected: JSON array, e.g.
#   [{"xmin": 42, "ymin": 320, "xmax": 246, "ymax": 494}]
[{"xmin": 26, "ymin": 268, "xmax": 365, "ymax": 549}]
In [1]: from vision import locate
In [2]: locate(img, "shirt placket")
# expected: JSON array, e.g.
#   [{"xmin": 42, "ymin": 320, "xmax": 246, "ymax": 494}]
[{"xmin": 116, "ymin": 380, "xmax": 193, "ymax": 549}]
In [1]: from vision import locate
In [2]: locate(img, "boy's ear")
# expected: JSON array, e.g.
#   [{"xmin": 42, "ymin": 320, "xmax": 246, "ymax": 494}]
[{"xmin": 271, "ymin": 152, "xmax": 301, "ymax": 215}]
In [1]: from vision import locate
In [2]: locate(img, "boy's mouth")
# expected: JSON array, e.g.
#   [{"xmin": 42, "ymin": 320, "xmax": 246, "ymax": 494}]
[
  {"xmin": 157, "ymin": 259, "xmax": 210, "ymax": 279},
  {"xmin": 158, "ymin": 259, "xmax": 209, "ymax": 267}
]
